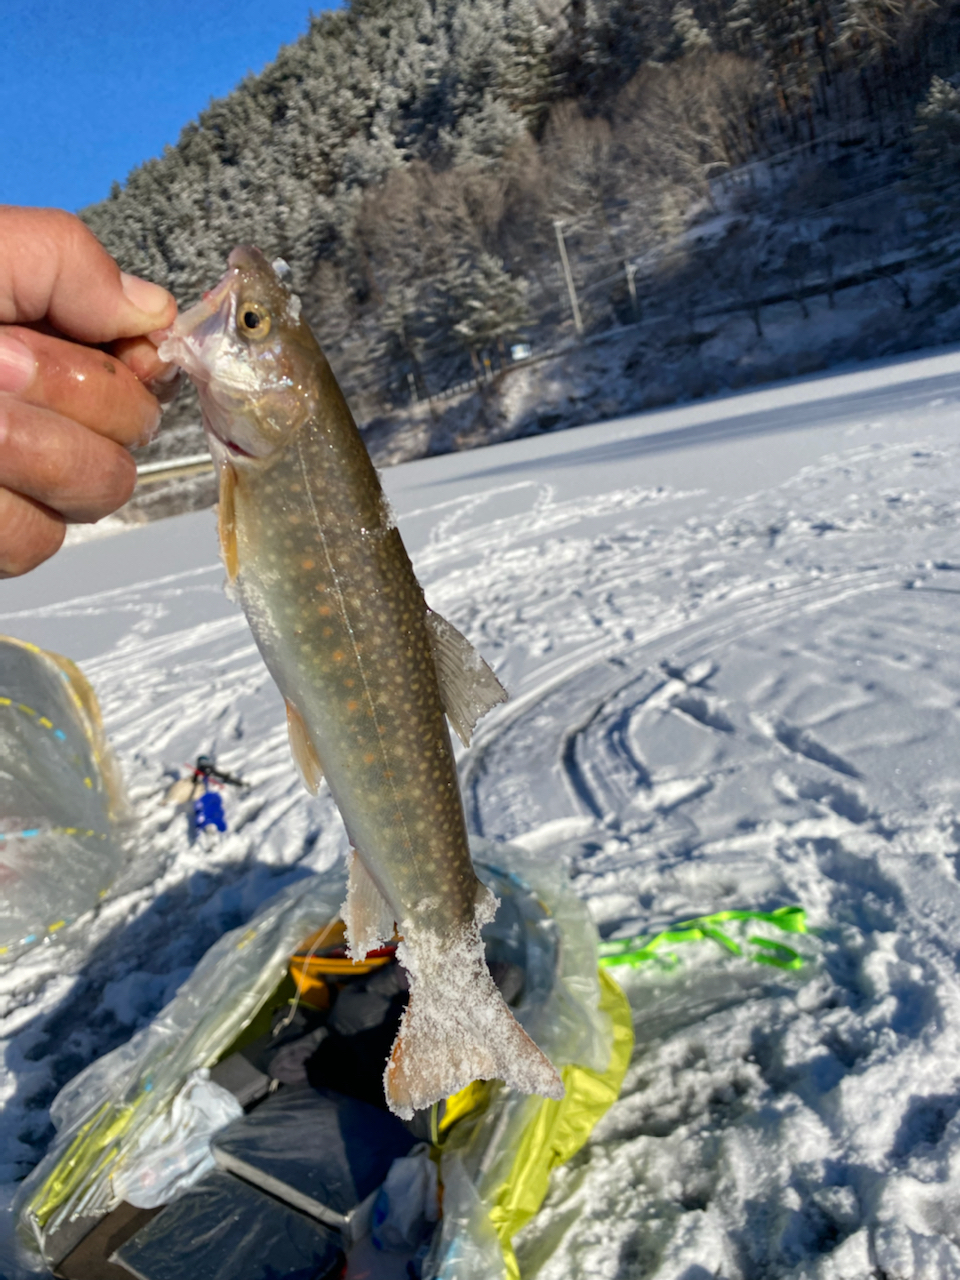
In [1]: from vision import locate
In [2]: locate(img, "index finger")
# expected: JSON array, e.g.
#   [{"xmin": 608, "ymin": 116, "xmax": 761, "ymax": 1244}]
[{"xmin": 0, "ymin": 206, "xmax": 176, "ymax": 344}]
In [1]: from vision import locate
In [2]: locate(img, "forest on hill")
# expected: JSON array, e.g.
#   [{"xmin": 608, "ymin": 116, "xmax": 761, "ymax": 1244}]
[{"xmin": 81, "ymin": 0, "xmax": 960, "ymax": 489}]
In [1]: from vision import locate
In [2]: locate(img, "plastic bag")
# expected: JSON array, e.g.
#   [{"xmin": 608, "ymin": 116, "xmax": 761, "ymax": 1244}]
[
  {"xmin": 16, "ymin": 868, "xmax": 346, "ymax": 1269},
  {"xmin": 425, "ymin": 837, "xmax": 634, "ymax": 1280},
  {"xmin": 0, "ymin": 636, "xmax": 129, "ymax": 961},
  {"xmin": 372, "ymin": 1144, "xmax": 439, "ymax": 1252},
  {"xmin": 18, "ymin": 838, "xmax": 632, "ymax": 1280},
  {"xmin": 111, "ymin": 1069, "xmax": 242, "ymax": 1209}
]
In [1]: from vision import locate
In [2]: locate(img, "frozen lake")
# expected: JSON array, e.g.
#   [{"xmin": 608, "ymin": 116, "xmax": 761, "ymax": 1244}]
[{"xmin": 5, "ymin": 344, "xmax": 960, "ymax": 1277}]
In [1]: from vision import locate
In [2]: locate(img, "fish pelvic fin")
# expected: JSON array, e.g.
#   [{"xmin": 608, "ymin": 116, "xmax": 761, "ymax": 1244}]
[
  {"xmin": 217, "ymin": 460, "xmax": 239, "ymax": 583},
  {"xmin": 285, "ymin": 699, "xmax": 324, "ymax": 795},
  {"xmin": 342, "ymin": 850, "xmax": 397, "ymax": 960},
  {"xmin": 424, "ymin": 609, "xmax": 508, "ymax": 747},
  {"xmin": 384, "ymin": 887, "xmax": 564, "ymax": 1120}
]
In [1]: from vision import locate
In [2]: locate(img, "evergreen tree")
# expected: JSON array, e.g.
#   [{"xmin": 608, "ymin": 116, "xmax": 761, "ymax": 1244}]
[{"xmin": 447, "ymin": 253, "xmax": 529, "ymax": 368}]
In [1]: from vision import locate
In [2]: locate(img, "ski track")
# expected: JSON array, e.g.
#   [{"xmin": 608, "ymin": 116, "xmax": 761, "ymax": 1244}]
[{"xmin": 3, "ymin": 375, "xmax": 960, "ymax": 1275}]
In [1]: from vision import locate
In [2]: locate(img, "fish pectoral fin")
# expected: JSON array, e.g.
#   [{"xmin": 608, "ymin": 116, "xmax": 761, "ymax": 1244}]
[
  {"xmin": 384, "ymin": 916, "xmax": 564, "ymax": 1121},
  {"xmin": 218, "ymin": 460, "xmax": 239, "ymax": 583},
  {"xmin": 424, "ymin": 609, "xmax": 508, "ymax": 747},
  {"xmin": 285, "ymin": 699, "xmax": 324, "ymax": 795},
  {"xmin": 342, "ymin": 851, "xmax": 396, "ymax": 960}
]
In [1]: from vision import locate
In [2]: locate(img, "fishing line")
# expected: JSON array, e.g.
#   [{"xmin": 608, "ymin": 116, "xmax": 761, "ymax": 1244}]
[{"xmin": 272, "ymin": 929, "xmax": 327, "ymax": 1038}]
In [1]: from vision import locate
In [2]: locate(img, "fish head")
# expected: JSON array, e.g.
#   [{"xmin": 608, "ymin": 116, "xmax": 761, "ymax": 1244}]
[{"xmin": 158, "ymin": 246, "xmax": 318, "ymax": 462}]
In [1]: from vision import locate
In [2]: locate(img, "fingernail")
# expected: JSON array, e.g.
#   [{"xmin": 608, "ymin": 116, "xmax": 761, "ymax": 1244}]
[
  {"xmin": 121, "ymin": 272, "xmax": 174, "ymax": 319},
  {"xmin": 137, "ymin": 402, "xmax": 164, "ymax": 446},
  {"xmin": 0, "ymin": 333, "xmax": 37, "ymax": 393},
  {"xmin": 145, "ymin": 365, "xmax": 184, "ymax": 407}
]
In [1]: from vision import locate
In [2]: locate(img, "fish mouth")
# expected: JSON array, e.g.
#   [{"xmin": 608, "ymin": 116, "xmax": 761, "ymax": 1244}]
[
  {"xmin": 157, "ymin": 268, "xmax": 271, "ymax": 461},
  {"xmin": 157, "ymin": 268, "xmax": 239, "ymax": 376}
]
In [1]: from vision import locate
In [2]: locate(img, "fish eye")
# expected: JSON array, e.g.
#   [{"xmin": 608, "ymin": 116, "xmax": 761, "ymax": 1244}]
[{"xmin": 238, "ymin": 303, "xmax": 271, "ymax": 340}]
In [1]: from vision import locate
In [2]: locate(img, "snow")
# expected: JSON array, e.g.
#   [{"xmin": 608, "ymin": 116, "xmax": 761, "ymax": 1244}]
[{"xmin": 5, "ymin": 344, "xmax": 960, "ymax": 1274}]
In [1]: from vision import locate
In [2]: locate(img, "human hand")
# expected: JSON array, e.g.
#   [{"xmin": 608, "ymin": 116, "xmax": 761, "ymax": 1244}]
[{"xmin": 0, "ymin": 206, "xmax": 178, "ymax": 577}]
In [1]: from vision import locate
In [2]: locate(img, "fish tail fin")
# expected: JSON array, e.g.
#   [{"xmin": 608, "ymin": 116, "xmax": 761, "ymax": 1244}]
[{"xmin": 384, "ymin": 888, "xmax": 564, "ymax": 1120}]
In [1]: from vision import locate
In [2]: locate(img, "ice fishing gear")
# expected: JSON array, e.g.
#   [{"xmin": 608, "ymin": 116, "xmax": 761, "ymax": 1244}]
[
  {"xmin": 166, "ymin": 756, "xmax": 247, "ymax": 834},
  {"xmin": 17, "ymin": 839, "xmax": 633, "ymax": 1280},
  {"xmin": 597, "ymin": 905, "xmax": 809, "ymax": 972},
  {"xmin": 193, "ymin": 755, "xmax": 247, "ymax": 790}
]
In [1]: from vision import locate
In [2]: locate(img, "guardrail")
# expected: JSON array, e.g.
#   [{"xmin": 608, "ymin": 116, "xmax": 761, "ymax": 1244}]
[{"xmin": 135, "ymin": 452, "xmax": 213, "ymax": 485}]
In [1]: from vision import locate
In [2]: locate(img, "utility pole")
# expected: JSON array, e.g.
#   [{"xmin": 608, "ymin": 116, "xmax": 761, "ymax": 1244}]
[
  {"xmin": 553, "ymin": 220, "xmax": 583, "ymax": 336},
  {"xmin": 624, "ymin": 260, "xmax": 638, "ymax": 317}
]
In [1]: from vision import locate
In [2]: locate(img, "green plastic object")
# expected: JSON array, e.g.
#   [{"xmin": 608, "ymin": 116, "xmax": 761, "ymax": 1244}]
[{"xmin": 597, "ymin": 905, "xmax": 808, "ymax": 972}]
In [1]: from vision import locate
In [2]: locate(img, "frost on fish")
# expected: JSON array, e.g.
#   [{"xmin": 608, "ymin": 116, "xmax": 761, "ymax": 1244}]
[{"xmin": 386, "ymin": 886, "xmax": 565, "ymax": 1120}]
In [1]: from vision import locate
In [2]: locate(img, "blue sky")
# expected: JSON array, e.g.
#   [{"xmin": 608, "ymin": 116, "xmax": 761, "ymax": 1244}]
[{"xmin": 1, "ymin": 1, "xmax": 337, "ymax": 214}]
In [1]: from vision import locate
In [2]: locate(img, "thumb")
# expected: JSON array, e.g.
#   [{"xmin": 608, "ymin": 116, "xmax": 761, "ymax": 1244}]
[{"xmin": 0, "ymin": 206, "xmax": 176, "ymax": 343}]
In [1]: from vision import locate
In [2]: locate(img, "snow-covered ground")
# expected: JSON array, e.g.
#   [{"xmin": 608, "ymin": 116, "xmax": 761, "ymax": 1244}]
[{"xmin": 5, "ymin": 346, "xmax": 960, "ymax": 1277}]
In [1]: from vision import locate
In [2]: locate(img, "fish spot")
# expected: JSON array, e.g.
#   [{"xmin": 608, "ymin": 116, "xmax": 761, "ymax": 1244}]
[
  {"xmin": 302, "ymin": 558, "xmax": 315, "ymax": 570},
  {"xmin": 332, "ymin": 650, "xmax": 344, "ymax": 662},
  {"xmin": 347, "ymin": 700, "xmax": 359, "ymax": 712}
]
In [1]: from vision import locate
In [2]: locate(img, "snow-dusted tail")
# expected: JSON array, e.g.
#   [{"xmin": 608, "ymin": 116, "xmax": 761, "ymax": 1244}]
[{"xmin": 384, "ymin": 889, "xmax": 564, "ymax": 1120}]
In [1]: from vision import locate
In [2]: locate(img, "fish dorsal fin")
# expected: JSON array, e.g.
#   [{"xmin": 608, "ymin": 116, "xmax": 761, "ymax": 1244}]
[
  {"xmin": 285, "ymin": 699, "xmax": 324, "ymax": 795},
  {"xmin": 424, "ymin": 609, "xmax": 508, "ymax": 747},
  {"xmin": 218, "ymin": 461, "xmax": 239, "ymax": 583},
  {"xmin": 342, "ymin": 850, "xmax": 396, "ymax": 960}
]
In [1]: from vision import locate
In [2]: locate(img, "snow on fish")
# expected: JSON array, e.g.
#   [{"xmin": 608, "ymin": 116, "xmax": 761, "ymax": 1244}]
[{"xmin": 158, "ymin": 246, "xmax": 564, "ymax": 1118}]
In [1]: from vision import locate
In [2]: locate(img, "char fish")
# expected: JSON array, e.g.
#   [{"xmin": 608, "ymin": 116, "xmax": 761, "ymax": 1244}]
[{"xmin": 158, "ymin": 247, "xmax": 563, "ymax": 1118}]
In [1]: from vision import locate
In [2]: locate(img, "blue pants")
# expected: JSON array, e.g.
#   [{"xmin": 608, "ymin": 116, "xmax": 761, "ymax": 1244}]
[{"xmin": 193, "ymin": 790, "xmax": 227, "ymax": 833}]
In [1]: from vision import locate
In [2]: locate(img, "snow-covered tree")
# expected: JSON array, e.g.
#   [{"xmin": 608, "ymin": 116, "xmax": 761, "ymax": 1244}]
[
  {"xmin": 447, "ymin": 253, "xmax": 529, "ymax": 368},
  {"xmin": 914, "ymin": 74, "xmax": 960, "ymax": 184}
]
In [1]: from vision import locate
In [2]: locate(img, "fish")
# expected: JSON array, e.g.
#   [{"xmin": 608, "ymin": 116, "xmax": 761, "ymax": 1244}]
[{"xmin": 158, "ymin": 247, "xmax": 563, "ymax": 1119}]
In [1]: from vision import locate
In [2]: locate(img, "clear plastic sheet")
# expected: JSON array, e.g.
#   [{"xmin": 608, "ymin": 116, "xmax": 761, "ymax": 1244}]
[
  {"xmin": 16, "ymin": 870, "xmax": 346, "ymax": 1269},
  {"xmin": 18, "ymin": 838, "xmax": 628, "ymax": 1279},
  {"xmin": 112, "ymin": 1070, "xmax": 243, "ymax": 1210},
  {"xmin": 371, "ymin": 1144, "xmax": 439, "ymax": 1252},
  {"xmin": 425, "ymin": 836, "xmax": 631, "ymax": 1280},
  {"xmin": 0, "ymin": 637, "xmax": 128, "ymax": 961}
]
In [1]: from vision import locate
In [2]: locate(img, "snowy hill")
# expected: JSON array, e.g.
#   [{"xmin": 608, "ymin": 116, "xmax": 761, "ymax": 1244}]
[{"xmin": 5, "ymin": 346, "xmax": 960, "ymax": 1276}]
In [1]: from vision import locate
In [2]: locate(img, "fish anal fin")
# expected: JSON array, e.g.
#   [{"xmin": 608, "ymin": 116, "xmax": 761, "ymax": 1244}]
[
  {"xmin": 384, "ymin": 913, "xmax": 564, "ymax": 1120},
  {"xmin": 285, "ymin": 699, "xmax": 324, "ymax": 795},
  {"xmin": 218, "ymin": 461, "xmax": 239, "ymax": 583},
  {"xmin": 342, "ymin": 851, "xmax": 396, "ymax": 960},
  {"xmin": 424, "ymin": 609, "xmax": 508, "ymax": 747}
]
